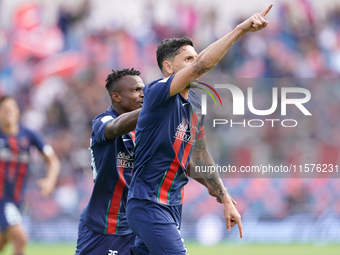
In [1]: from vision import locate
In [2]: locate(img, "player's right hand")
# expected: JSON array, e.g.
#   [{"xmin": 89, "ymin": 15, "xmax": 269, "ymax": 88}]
[
  {"xmin": 223, "ymin": 199, "xmax": 243, "ymax": 238},
  {"xmin": 237, "ymin": 3, "xmax": 273, "ymax": 33}
]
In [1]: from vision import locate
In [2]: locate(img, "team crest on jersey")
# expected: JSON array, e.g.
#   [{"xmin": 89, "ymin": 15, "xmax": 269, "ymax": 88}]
[
  {"xmin": 117, "ymin": 151, "xmax": 134, "ymax": 168},
  {"xmin": 174, "ymin": 122, "xmax": 195, "ymax": 145},
  {"xmin": 195, "ymin": 109, "xmax": 202, "ymax": 123}
]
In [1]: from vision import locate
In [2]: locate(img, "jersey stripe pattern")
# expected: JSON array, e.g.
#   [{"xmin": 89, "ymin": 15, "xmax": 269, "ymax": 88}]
[
  {"xmin": 0, "ymin": 126, "xmax": 45, "ymax": 205},
  {"xmin": 106, "ymin": 164, "xmax": 126, "ymax": 234},
  {"xmin": 80, "ymin": 107, "xmax": 134, "ymax": 235},
  {"xmin": 128, "ymin": 75, "xmax": 205, "ymax": 206}
]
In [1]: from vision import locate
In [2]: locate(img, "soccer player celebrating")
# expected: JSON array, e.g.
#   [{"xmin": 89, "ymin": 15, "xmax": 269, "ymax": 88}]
[
  {"xmin": 126, "ymin": 4, "xmax": 273, "ymax": 254},
  {"xmin": 75, "ymin": 69, "xmax": 145, "ymax": 255},
  {"xmin": 0, "ymin": 96, "xmax": 60, "ymax": 255}
]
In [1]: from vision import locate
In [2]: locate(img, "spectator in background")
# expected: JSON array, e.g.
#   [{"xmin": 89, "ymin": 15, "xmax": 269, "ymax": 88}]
[{"xmin": 0, "ymin": 96, "xmax": 60, "ymax": 255}]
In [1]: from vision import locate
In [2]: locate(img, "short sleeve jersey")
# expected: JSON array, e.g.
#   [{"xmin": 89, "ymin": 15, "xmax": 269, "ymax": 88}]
[
  {"xmin": 128, "ymin": 75, "xmax": 204, "ymax": 206},
  {"xmin": 0, "ymin": 126, "xmax": 46, "ymax": 205},
  {"xmin": 80, "ymin": 107, "xmax": 135, "ymax": 235}
]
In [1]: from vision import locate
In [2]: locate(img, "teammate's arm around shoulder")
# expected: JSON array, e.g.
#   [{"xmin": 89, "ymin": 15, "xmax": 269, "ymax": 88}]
[
  {"xmin": 105, "ymin": 108, "xmax": 141, "ymax": 141},
  {"xmin": 168, "ymin": 4, "xmax": 273, "ymax": 97}
]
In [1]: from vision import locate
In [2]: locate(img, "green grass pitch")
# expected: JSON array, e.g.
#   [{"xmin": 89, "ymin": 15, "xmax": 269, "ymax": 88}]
[{"xmin": 1, "ymin": 242, "xmax": 340, "ymax": 255}]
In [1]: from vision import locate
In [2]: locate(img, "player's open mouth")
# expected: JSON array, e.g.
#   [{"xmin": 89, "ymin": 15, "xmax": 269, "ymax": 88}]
[{"xmin": 139, "ymin": 101, "xmax": 144, "ymax": 106}]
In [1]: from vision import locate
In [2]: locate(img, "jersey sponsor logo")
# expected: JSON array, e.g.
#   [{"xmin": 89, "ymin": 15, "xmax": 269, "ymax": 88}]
[
  {"xmin": 117, "ymin": 151, "xmax": 134, "ymax": 169},
  {"xmin": 0, "ymin": 148, "xmax": 29, "ymax": 163},
  {"xmin": 101, "ymin": 116, "xmax": 114, "ymax": 123},
  {"xmin": 174, "ymin": 123, "xmax": 196, "ymax": 145},
  {"xmin": 108, "ymin": 250, "xmax": 118, "ymax": 255}
]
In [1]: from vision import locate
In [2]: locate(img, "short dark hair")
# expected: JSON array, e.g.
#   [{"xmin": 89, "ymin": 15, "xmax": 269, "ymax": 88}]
[
  {"xmin": 0, "ymin": 96, "xmax": 15, "ymax": 107},
  {"xmin": 105, "ymin": 68, "xmax": 141, "ymax": 95},
  {"xmin": 156, "ymin": 37, "xmax": 194, "ymax": 73}
]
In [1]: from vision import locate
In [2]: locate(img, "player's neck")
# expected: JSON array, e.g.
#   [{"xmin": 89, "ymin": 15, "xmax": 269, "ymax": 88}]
[
  {"xmin": 1, "ymin": 123, "xmax": 19, "ymax": 135},
  {"xmin": 111, "ymin": 105, "xmax": 124, "ymax": 116},
  {"xmin": 180, "ymin": 87, "xmax": 190, "ymax": 99}
]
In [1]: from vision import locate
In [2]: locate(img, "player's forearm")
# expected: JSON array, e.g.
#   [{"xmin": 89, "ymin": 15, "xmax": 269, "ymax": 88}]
[
  {"xmin": 46, "ymin": 153, "xmax": 60, "ymax": 185},
  {"xmin": 169, "ymin": 26, "xmax": 245, "ymax": 97},
  {"xmin": 170, "ymin": 5, "xmax": 272, "ymax": 97},
  {"xmin": 105, "ymin": 108, "xmax": 141, "ymax": 140},
  {"xmin": 187, "ymin": 160, "xmax": 209, "ymax": 187},
  {"xmin": 194, "ymin": 6, "xmax": 273, "ymax": 75},
  {"xmin": 192, "ymin": 151, "xmax": 230, "ymax": 203},
  {"xmin": 192, "ymin": 177, "xmax": 208, "ymax": 187},
  {"xmin": 39, "ymin": 151, "xmax": 60, "ymax": 197},
  {"xmin": 192, "ymin": 26, "xmax": 245, "ymax": 76},
  {"xmin": 192, "ymin": 137, "xmax": 232, "ymax": 204}
]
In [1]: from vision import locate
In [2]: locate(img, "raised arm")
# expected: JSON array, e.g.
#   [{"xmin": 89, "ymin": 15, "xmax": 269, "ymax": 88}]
[
  {"xmin": 191, "ymin": 136, "xmax": 243, "ymax": 238},
  {"xmin": 169, "ymin": 4, "xmax": 273, "ymax": 97},
  {"xmin": 105, "ymin": 108, "xmax": 141, "ymax": 141}
]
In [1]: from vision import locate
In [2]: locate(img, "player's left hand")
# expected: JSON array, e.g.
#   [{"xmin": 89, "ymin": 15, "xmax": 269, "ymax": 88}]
[
  {"xmin": 223, "ymin": 197, "xmax": 243, "ymax": 238},
  {"xmin": 37, "ymin": 178, "xmax": 56, "ymax": 197},
  {"xmin": 208, "ymin": 186, "xmax": 237, "ymax": 205},
  {"xmin": 237, "ymin": 3, "xmax": 273, "ymax": 32}
]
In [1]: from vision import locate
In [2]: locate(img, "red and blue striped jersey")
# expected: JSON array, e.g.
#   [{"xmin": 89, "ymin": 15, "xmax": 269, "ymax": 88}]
[
  {"xmin": 0, "ymin": 126, "xmax": 46, "ymax": 204},
  {"xmin": 80, "ymin": 107, "xmax": 135, "ymax": 235},
  {"xmin": 128, "ymin": 75, "xmax": 205, "ymax": 206}
]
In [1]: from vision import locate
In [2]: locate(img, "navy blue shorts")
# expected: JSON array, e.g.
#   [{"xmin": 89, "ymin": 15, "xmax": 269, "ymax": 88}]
[
  {"xmin": 0, "ymin": 199, "xmax": 22, "ymax": 233},
  {"xmin": 75, "ymin": 220, "xmax": 135, "ymax": 255},
  {"xmin": 126, "ymin": 199, "xmax": 187, "ymax": 255}
]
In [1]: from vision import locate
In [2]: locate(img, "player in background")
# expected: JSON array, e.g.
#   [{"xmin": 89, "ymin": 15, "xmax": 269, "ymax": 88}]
[
  {"xmin": 75, "ymin": 69, "xmax": 145, "ymax": 255},
  {"xmin": 127, "ymin": 4, "xmax": 273, "ymax": 254},
  {"xmin": 0, "ymin": 96, "xmax": 60, "ymax": 255}
]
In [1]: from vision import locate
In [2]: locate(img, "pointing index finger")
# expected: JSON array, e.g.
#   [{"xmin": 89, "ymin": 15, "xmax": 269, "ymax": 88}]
[
  {"xmin": 261, "ymin": 3, "xmax": 273, "ymax": 17},
  {"xmin": 238, "ymin": 219, "xmax": 243, "ymax": 238},
  {"xmin": 226, "ymin": 217, "xmax": 231, "ymax": 232}
]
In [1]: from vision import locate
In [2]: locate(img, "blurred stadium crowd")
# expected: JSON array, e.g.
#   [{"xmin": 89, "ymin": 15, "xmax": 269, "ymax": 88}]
[{"xmin": 0, "ymin": 0, "xmax": 340, "ymax": 241}]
